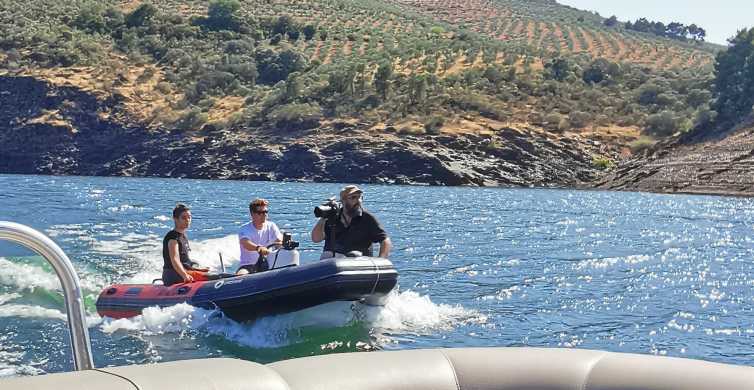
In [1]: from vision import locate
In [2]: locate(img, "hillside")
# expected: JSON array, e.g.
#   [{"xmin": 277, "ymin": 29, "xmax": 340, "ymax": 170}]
[
  {"xmin": 395, "ymin": 0, "xmax": 717, "ymax": 70},
  {"xmin": 594, "ymin": 121, "xmax": 754, "ymax": 196},
  {"xmin": 0, "ymin": 0, "xmax": 723, "ymax": 187}
]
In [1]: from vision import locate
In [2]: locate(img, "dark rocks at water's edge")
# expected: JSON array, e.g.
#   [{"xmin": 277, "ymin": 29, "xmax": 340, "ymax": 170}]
[
  {"xmin": 0, "ymin": 75, "xmax": 612, "ymax": 187},
  {"xmin": 595, "ymin": 124, "xmax": 754, "ymax": 197}
]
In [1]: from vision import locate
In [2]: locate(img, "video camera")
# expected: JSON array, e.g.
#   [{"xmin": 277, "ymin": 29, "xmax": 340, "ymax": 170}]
[{"xmin": 313, "ymin": 197, "xmax": 340, "ymax": 219}]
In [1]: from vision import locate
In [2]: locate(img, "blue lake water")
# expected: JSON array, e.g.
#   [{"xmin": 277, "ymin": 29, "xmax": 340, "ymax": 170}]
[{"xmin": 1, "ymin": 174, "xmax": 753, "ymax": 376}]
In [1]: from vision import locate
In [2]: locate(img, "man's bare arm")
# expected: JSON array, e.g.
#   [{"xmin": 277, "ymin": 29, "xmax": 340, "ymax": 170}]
[
  {"xmin": 311, "ymin": 218, "xmax": 326, "ymax": 243},
  {"xmin": 378, "ymin": 237, "xmax": 392, "ymax": 258},
  {"xmin": 240, "ymin": 238, "xmax": 259, "ymax": 251}
]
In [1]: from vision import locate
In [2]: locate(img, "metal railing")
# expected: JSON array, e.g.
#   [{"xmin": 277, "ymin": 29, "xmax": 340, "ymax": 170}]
[{"xmin": 0, "ymin": 221, "xmax": 94, "ymax": 370}]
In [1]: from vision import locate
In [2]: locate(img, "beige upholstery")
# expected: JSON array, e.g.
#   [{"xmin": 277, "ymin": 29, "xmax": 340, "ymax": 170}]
[
  {"xmin": 101, "ymin": 358, "xmax": 289, "ymax": 390},
  {"xmin": 0, "ymin": 369, "xmax": 136, "ymax": 390},
  {"xmin": 586, "ymin": 351, "xmax": 754, "ymax": 390},
  {"xmin": 443, "ymin": 347, "xmax": 609, "ymax": 389},
  {"xmin": 269, "ymin": 348, "xmax": 460, "ymax": 390},
  {"xmin": 3, "ymin": 347, "xmax": 754, "ymax": 390}
]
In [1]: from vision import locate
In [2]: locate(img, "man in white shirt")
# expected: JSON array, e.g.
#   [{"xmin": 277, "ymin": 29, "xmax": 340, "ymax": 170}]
[{"xmin": 236, "ymin": 198, "xmax": 282, "ymax": 275}]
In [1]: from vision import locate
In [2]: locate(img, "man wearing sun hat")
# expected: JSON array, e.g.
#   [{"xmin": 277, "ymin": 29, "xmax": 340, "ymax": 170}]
[{"xmin": 311, "ymin": 184, "xmax": 392, "ymax": 259}]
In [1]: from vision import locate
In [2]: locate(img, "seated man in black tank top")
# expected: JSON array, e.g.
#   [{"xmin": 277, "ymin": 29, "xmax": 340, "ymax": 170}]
[{"xmin": 162, "ymin": 203, "xmax": 213, "ymax": 286}]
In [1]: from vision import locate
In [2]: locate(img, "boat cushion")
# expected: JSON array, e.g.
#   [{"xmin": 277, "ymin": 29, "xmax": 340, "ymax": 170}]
[
  {"xmin": 100, "ymin": 358, "xmax": 288, "ymax": 390},
  {"xmin": 3, "ymin": 347, "xmax": 754, "ymax": 390},
  {"xmin": 0, "ymin": 369, "xmax": 136, "ymax": 390}
]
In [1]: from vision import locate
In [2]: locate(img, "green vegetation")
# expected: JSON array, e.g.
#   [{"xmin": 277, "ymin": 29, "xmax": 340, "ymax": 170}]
[
  {"xmin": 712, "ymin": 28, "xmax": 754, "ymax": 127},
  {"xmin": 592, "ymin": 155, "xmax": 615, "ymax": 170},
  {"xmin": 628, "ymin": 136, "xmax": 656, "ymax": 153},
  {"xmin": 625, "ymin": 18, "xmax": 706, "ymax": 42},
  {"xmin": 0, "ymin": 0, "xmax": 724, "ymax": 140}
]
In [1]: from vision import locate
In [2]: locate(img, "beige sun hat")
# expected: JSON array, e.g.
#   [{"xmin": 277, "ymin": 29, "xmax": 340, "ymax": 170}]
[{"xmin": 340, "ymin": 185, "xmax": 363, "ymax": 200}]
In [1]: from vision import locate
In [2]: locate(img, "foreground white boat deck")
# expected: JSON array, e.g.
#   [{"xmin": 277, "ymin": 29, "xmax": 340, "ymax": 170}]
[{"xmin": 4, "ymin": 347, "xmax": 754, "ymax": 389}]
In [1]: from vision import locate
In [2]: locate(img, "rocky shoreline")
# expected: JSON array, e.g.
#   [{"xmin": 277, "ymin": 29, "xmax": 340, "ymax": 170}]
[
  {"xmin": 0, "ymin": 75, "xmax": 617, "ymax": 188},
  {"xmin": 4, "ymin": 74, "xmax": 752, "ymax": 196},
  {"xmin": 595, "ymin": 124, "xmax": 754, "ymax": 197}
]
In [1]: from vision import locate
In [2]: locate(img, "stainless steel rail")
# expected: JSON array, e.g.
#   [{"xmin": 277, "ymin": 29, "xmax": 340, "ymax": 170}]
[{"xmin": 0, "ymin": 221, "xmax": 94, "ymax": 370}]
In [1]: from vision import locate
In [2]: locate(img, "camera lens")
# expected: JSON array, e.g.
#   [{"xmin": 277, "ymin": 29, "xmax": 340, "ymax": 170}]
[{"xmin": 314, "ymin": 205, "xmax": 332, "ymax": 218}]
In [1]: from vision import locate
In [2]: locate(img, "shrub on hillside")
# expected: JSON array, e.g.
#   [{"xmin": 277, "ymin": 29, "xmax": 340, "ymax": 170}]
[
  {"xmin": 187, "ymin": 71, "xmax": 240, "ymax": 101},
  {"xmin": 424, "ymin": 116, "xmax": 444, "ymax": 135},
  {"xmin": 73, "ymin": 4, "xmax": 124, "ymax": 34},
  {"xmin": 636, "ymin": 83, "xmax": 662, "ymax": 106},
  {"xmin": 192, "ymin": 0, "xmax": 241, "ymax": 31},
  {"xmin": 645, "ymin": 111, "xmax": 683, "ymax": 136},
  {"xmin": 568, "ymin": 111, "xmax": 591, "ymax": 128},
  {"xmin": 694, "ymin": 107, "xmax": 717, "ymax": 128},
  {"xmin": 544, "ymin": 57, "xmax": 574, "ymax": 81},
  {"xmin": 482, "ymin": 66, "xmax": 505, "ymax": 85},
  {"xmin": 174, "ymin": 108, "xmax": 208, "ymax": 131},
  {"xmin": 629, "ymin": 137, "xmax": 656, "ymax": 154},
  {"xmin": 256, "ymin": 49, "xmax": 307, "ymax": 84},
  {"xmin": 582, "ymin": 58, "xmax": 621, "ymax": 84},
  {"xmin": 449, "ymin": 93, "xmax": 506, "ymax": 120},
  {"xmin": 685, "ymin": 88, "xmax": 712, "ymax": 108},
  {"xmin": 544, "ymin": 112, "xmax": 568, "ymax": 132},
  {"xmin": 126, "ymin": 3, "xmax": 157, "ymax": 28},
  {"xmin": 592, "ymin": 155, "xmax": 615, "ymax": 170},
  {"xmin": 302, "ymin": 25, "xmax": 316, "ymax": 40},
  {"xmin": 224, "ymin": 39, "xmax": 254, "ymax": 54},
  {"xmin": 268, "ymin": 102, "xmax": 322, "ymax": 131}
]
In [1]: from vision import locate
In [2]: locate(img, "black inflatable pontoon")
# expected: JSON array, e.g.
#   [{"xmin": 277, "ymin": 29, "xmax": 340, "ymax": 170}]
[{"xmin": 96, "ymin": 257, "xmax": 398, "ymax": 322}]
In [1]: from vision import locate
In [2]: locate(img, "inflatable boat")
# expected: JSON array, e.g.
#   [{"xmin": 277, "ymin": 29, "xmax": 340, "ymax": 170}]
[
  {"xmin": 95, "ymin": 249, "xmax": 398, "ymax": 322},
  {"xmin": 5, "ymin": 221, "xmax": 754, "ymax": 389}
]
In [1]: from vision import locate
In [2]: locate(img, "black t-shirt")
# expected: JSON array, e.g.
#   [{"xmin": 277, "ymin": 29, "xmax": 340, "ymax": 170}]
[
  {"xmin": 162, "ymin": 230, "xmax": 192, "ymax": 270},
  {"xmin": 325, "ymin": 209, "xmax": 388, "ymax": 256}
]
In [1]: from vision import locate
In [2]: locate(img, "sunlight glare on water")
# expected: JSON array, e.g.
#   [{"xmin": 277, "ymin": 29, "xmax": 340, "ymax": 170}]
[{"xmin": 0, "ymin": 174, "xmax": 753, "ymax": 376}]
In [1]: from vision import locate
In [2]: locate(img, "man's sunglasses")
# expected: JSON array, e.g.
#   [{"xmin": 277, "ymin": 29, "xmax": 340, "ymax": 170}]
[{"xmin": 253, "ymin": 209, "xmax": 269, "ymax": 214}]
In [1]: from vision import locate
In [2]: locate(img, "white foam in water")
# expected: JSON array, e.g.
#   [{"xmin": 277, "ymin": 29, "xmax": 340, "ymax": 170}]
[
  {"xmin": 204, "ymin": 312, "xmax": 299, "ymax": 348},
  {"xmin": 0, "ymin": 304, "xmax": 66, "ymax": 321},
  {"xmin": 45, "ymin": 223, "xmax": 87, "ymax": 238},
  {"xmin": 0, "ymin": 293, "xmax": 21, "ymax": 305},
  {"xmin": 206, "ymin": 301, "xmax": 356, "ymax": 348},
  {"xmin": 100, "ymin": 301, "xmax": 356, "ymax": 349},
  {"xmin": 92, "ymin": 233, "xmax": 482, "ymax": 347},
  {"xmin": 92, "ymin": 233, "xmax": 161, "ymax": 256},
  {"xmin": 107, "ymin": 204, "xmax": 140, "ymax": 212},
  {"xmin": 98, "ymin": 290, "xmax": 483, "ymax": 348},
  {"xmin": 363, "ymin": 290, "xmax": 486, "ymax": 334},
  {"xmin": 0, "ymin": 258, "xmax": 103, "ymax": 292},
  {"xmin": 97, "ymin": 234, "xmax": 240, "ymax": 284},
  {"xmin": 0, "ymin": 351, "xmax": 43, "ymax": 377},
  {"xmin": 186, "ymin": 235, "xmax": 241, "ymax": 271},
  {"xmin": 0, "ymin": 300, "xmax": 102, "ymax": 326},
  {"xmin": 100, "ymin": 303, "xmax": 212, "ymax": 334},
  {"xmin": 0, "ymin": 258, "xmax": 64, "ymax": 292}
]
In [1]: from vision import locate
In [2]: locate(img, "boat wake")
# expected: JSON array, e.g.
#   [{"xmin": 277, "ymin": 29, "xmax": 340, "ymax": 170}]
[
  {"xmin": 97, "ymin": 288, "xmax": 485, "ymax": 349},
  {"xmin": 1, "ymin": 233, "xmax": 486, "ymax": 353},
  {"xmin": 361, "ymin": 290, "xmax": 486, "ymax": 334}
]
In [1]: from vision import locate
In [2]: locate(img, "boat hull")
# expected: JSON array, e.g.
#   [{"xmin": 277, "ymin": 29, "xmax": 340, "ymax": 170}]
[{"xmin": 96, "ymin": 257, "xmax": 398, "ymax": 322}]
